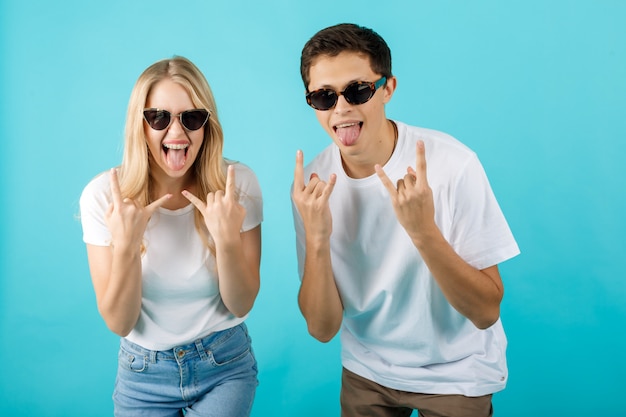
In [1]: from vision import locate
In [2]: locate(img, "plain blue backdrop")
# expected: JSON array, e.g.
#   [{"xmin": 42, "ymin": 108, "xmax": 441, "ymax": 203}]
[{"xmin": 1, "ymin": 0, "xmax": 625, "ymax": 415}]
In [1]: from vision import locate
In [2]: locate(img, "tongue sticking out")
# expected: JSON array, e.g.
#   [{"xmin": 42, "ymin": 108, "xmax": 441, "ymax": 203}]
[
  {"xmin": 336, "ymin": 123, "xmax": 361, "ymax": 146},
  {"xmin": 165, "ymin": 148, "xmax": 187, "ymax": 171}
]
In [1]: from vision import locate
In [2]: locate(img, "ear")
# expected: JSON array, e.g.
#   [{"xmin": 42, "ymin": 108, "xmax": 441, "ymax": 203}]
[{"xmin": 382, "ymin": 76, "xmax": 397, "ymax": 104}]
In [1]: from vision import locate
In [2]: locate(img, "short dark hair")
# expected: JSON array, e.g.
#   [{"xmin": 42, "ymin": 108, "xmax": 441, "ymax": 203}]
[{"xmin": 300, "ymin": 23, "xmax": 393, "ymax": 89}]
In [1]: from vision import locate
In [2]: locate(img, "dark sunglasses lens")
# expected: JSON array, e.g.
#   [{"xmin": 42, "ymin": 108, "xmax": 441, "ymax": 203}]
[
  {"xmin": 344, "ymin": 82, "xmax": 374, "ymax": 105},
  {"xmin": 309, "ymin": 90, "xmax": 338, "ymax": 111},
  {"xmin": 144, "ymin": 110, "xmax": 171, "ymax": 130},
  {"xmin": 181, "ymin": 110, "xmax": 209, "ymax": 131}
]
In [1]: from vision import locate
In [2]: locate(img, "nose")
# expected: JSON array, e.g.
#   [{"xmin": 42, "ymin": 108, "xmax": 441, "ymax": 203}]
[
  {"xmin": 333, "ymin": 93, "xmax": 352, "ymax": 114},
  {"xmin": 167, "ymin": 115, "xmax": 186, "ymax": 135}
]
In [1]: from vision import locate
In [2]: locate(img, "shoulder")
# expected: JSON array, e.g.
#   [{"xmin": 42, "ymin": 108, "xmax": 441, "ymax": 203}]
[
  {"xmin": 79, "ymin": 170, "xmax": 115, "ymax": 230},
  {"xmin": 396, "ymin": 121, "xmax": 478, "ymax": 168},
  {"xmin": 398, "ymin": 121, "xmax": 474, "ymax": 154},
  {"xmin": 225, "ymin": 159, "xmax": 263, "ymax": 226},
  {"xmin": 225, "ymin": 159, "xmax": 262, "ymax": 197},
  {"xmin": 303, "ymin": 144, "xmax": 337, "ymax": 177},
  {"xmin": 226, "ymin": 159, "xmax": 256, "ymax": 177},
  {"xmin": 84, "ymin": 170, "xmax": 112, "ymax": 190},
  {"xmin": 80, "ymin": 170, "xmax": 113, "ymax": 206}
]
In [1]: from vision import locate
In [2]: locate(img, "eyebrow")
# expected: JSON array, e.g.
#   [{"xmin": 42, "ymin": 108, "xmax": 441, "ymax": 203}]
[{"xmin": 313, "ymin": 78, "xmax": 374, "ymax": 91}]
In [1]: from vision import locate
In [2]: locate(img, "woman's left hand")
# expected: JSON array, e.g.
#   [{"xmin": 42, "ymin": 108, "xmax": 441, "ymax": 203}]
[{"xmin": 182, "ymin": 164, "xmax": 246, "ymax": 246}]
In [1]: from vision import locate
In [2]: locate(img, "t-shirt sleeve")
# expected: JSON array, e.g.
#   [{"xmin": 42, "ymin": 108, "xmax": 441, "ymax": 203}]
[
  {"xmin": 233, "ymin": 162, "xmax": 263, "ymax": 232},
  {"xmin": 79, "ymin": 171, "xmax": 113, "ymax": 247},
  {"xmin": 447, "ymin": 155, "xmax": 520, "ymax": 270}
]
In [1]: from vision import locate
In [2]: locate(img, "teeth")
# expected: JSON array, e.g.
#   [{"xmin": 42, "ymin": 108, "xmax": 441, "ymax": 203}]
[
  {"xmin": 336, "ymin": 122, "xmax": 357, "ymax": 128},
  {"xmin": 163, "ymin": 143, "xmax": 189, "ymax": 150}
]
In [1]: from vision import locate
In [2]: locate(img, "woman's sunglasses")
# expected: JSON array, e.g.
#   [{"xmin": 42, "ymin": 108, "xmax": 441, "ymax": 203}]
[
  {"xmin": 305, "ymin": 77, "xmax": 387, "ymax": 111},
  {"xmin": 143, "ymin": 108, "xmax": 209, "ymax": 131}
]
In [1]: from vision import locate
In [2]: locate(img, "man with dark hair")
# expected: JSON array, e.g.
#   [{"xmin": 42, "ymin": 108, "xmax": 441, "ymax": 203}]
[{"xmin": 292, "ymin": 23, "xmax": 520, "ymax": 416}]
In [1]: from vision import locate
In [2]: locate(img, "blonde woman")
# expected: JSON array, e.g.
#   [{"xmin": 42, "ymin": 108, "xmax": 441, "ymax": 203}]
[{"xmin": 80, "ymin": 56, "xmax": 262, "ymax": 416}]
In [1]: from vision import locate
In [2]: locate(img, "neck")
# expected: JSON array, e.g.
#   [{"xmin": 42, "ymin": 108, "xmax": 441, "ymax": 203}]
[
  {"xmin": 150, "ymin": 170, "xmax": 196, "ymax": 210},
  {"xmin": 341, "ymin": 119, "xmax": 398, "ymax": 179}
]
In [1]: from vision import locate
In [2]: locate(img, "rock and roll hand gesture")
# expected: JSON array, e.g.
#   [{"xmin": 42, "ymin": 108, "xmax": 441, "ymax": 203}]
[
  {"xmin": 182, "ymin": 165, "xmax": 246, "ymax": 246},
  {"xmin": 292, "ymin": 150, "xmax": 337, "ymax": 242},
  {"xmin": 375, "ymin": 140, "xmax": 436, "ymax": 243},
  {"xmin": 105, "ymin": 168, "xmax": 172, "ymax": 250}
]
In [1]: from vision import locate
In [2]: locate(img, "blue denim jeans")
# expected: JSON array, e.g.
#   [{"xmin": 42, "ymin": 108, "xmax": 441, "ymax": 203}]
[{"xmin": 113, "ymin": 323, "xmax": 258, "ymax": 417}]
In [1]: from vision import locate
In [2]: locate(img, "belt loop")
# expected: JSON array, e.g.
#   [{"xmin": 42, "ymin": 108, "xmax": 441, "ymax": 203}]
[
  {"xmin": 195, "ymin": 339, "xmax": 208, "ymax": 361},
  {"xmin": 150, "ymin": 350, "xmax": 157, "ymax": 364}
]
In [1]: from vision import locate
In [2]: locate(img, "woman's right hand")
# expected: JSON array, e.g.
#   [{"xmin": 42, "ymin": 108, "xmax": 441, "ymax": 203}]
[{"xmin": 105, "ymin": 168, "xmax": 171, "ymax": 250}]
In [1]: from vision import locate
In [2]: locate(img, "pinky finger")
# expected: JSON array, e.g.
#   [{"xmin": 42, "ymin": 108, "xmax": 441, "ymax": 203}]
[{"xmin": 321, "ymin": 173, "xmax": 337, "ymax": 199}]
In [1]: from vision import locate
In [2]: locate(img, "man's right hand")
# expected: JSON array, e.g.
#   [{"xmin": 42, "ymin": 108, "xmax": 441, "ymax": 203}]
[{"xmin": 292, "ymin": 150, "xmax": 337, "ymax": 243}]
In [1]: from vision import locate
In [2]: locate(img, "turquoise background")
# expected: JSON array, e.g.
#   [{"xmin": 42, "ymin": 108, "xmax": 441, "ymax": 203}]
[{"xmin": 1, "ymin": 0, "xmax": 625, "ymax": 415}]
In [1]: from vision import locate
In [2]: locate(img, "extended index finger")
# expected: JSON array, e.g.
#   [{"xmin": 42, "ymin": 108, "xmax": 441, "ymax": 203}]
[
  {"xmin": 109, "ymin": 168, "xmax": 123, "ymax": 206},
  {"xmin": 181, "ymin": 190, "xmax": 206, "ymax": 212},
  {"xmin": 414, "ymin": 140, "xmax": 428, "ymax": 185},
  {"xmin": 294, "ymin": 150, "xmax": 304, "ymax": 189},
  {"xmin": 145, "ymin": 193, "xmax": 172, "ymax": 215},
  {"xmin": 374, "ymin": 164, "xmax": 398, "ymax": 197},
  {"xmin": 225, "ymin": 164, "xmax": 236, "ymax": 199}
]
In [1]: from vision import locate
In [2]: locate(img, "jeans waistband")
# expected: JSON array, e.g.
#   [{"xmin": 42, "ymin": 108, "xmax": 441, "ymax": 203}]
[{"xmin": 120, "ymin": 323, "xmax": 247, "ymax": 363}]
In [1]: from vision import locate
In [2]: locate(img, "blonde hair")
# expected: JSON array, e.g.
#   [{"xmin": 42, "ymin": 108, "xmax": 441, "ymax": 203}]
[{"xmin": 118, "ymin": 56, "xmax": 225, "ymax": 253}]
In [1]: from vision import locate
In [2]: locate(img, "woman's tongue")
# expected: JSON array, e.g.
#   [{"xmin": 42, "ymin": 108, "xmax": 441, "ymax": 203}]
[
  {"xmin": 164, "ymin": 148, "xmax": 187, "ymax": 171},
  {"xmin": 336, "ymin": 123, "xmax": 361, "ymax": 146}
]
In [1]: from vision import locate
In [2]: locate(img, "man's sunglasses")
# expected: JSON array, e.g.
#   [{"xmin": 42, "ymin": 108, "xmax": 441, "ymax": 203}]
[
  {"xmin": 143, "ymin": 108, "xmax": 209, "ymax": 131},
  {"xmin": 305, "ymin": 77, "xmax": 387, "ymax": 111}
]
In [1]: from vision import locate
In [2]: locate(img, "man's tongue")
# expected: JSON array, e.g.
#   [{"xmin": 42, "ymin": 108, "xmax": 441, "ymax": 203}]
[
  {"xmin": 336, "ymin": 123, "xmax": 361, "ymax": 146},
  {"xmin": 165, "ymin": 148, "xmax": 186, "ymax": 171}
]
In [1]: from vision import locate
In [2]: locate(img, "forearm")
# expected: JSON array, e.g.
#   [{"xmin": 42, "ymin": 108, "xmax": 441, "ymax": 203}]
[
  {"xmin": 412, "ymin": 228, "xmax": 503, "ymax": 329},
  {"xmin": 298, "ymin": 238, "xmax": 343, "ymax": 342},
  {"xmin": 97, "ymin": 245, "xmax": 143, "ymax": 336},
  {"xmin": 215, "ymin": 235, "xmax": 260, "ymax": 318}
]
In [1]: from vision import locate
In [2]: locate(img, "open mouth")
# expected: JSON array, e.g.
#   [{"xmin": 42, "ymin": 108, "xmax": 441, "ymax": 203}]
[
  {"xmin": 162, "ymin": 142, "xmax": 189, "ymax": 171},
  {"xmin": 334, "ymin": 122, "xmax": 363, "ymax": 146}
]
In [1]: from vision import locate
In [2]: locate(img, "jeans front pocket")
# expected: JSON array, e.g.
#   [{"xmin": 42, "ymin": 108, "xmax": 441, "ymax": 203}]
[
  {"xmin": 208, "ymin": 325, "xmax": 253, "ymax": 367},
  {"xmin": 118, "ymin": 345, "xmax": 148, "ymax": 373}
]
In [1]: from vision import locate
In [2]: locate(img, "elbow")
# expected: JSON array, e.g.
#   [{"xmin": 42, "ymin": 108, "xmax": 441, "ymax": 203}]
[
  {"xmin": 105, "ymin": 319, "xmax": 134, "ymax": 337},
  {"xmin": 297, "ymin": 289, "xmax": 342, "ymax": 342},
  {"xmin": 309, "ymin": 329, "xmax": 336, "ymax": 343},
  {"xmin": 112, "ymin": 327, "xmax": 132, "ymax": 338},
  {"xmin": 226, "ymin": 296, "xmax": 258, "ymax": 318},
  {"xmin": 472, "ymin": 286, "xmax": 504, "ymax": 330},
  {"xmin": 472, "ymin": 307, "xmax": 501, "ymax": 330},
  {"xmin": 229, "ymin": 281, "xmax": 260, "ymax": 318},
  {"xmin": 299, "ymin": 310, "xmax": 342, "ymax": 343},
  {"xmin": 473, "ymin": 317, "xmax": 498, "ymax": 330},
  {"xmin": 231, "ymin": 304, "xmax": 254, "ymax": 318},
  {"xmin": 307, "ymin": 322, "xmax": 339, "ymax": 343},
  {"xmin": 221, "ymin": 284, "xmax": 259, "ymax": 318},
  {"xmin": 98, "ymin": 306, "xmax": 136, "ymax": 337}
]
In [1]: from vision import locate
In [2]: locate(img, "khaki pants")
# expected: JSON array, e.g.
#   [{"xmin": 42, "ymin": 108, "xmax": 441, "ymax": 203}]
[{"xmin": 341, "ymin": 368, "xmax": 494, "ymax": 417}]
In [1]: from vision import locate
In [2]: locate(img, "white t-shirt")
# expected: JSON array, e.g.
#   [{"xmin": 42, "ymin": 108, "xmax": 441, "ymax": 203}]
[
  {"xmin": 80, "ymin": 161, "xmax": 263, "ymax": 351},
  {"xmin": 292, "ymin": 121, "xmax": 520, "ymax": 396}
]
